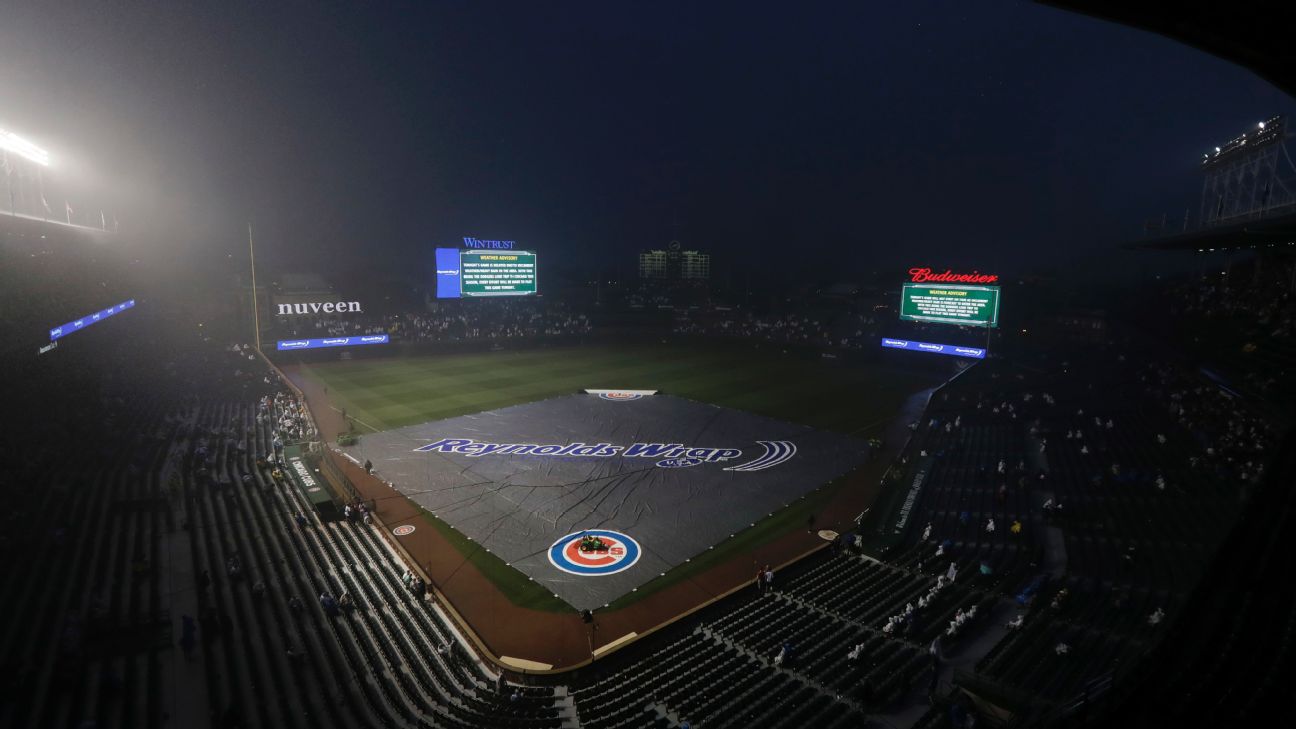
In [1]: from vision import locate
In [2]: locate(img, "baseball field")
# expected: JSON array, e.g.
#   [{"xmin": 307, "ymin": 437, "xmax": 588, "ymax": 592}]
[
  {"xmin": 296, "ymin": 341, "xmax": 934, "ymax": 436},
  {"xmin": 293, "ymin": 341, "xmax": 940, "ymax": 612}
]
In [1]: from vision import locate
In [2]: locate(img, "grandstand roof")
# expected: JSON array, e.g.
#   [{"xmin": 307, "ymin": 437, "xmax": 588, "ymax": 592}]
[
  {"xmin": 1043, "ymin": 1, "xmax": 1296, "ymax": 254},
  {"xmin": 1040, "ymin": 1, "xmax": 1296, "ymax": 98},
  {"xmin": 1121, "ymin": 210, "xmax": 1296, "ymax": 252}
]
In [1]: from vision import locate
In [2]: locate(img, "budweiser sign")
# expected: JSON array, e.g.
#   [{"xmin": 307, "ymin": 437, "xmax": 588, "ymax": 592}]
[{"xmin": 908, "ymin": 267, "xmax": 999, "ymax": 284}]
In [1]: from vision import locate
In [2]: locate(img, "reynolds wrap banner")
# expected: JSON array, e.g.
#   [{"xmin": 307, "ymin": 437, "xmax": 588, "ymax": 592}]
[
  {"xmin": 50, "ymin": 299, "xmax": 136, "ymax": 341},
  {"xmin": 881, "ymin": 338, "xmax": 985, "ymax": 359},
  {"xmin": 276, "ymin": 334, "xmax": 390, "ymax": 351}
]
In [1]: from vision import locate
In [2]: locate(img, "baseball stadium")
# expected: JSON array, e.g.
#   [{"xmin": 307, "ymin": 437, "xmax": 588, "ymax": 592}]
[{"xmin": 4, "ymin": 3, "xmax": 1296, "ymax": 729}]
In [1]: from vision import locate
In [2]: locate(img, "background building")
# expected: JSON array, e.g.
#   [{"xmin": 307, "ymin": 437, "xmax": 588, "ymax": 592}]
[{"xmin": 638, "ymin": 241, "xmax": 710, "ymax": 282}]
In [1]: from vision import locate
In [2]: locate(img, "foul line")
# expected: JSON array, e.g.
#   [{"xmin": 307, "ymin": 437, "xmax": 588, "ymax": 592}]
[{"xmin": 330, "ymin": 405, "xmax": 382, "ymax": 433}]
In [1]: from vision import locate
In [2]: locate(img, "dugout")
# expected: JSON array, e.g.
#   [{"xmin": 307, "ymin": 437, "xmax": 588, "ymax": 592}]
[{"xmin": 283, "ymin": 445, "xmax": 341, "ymax": 520}]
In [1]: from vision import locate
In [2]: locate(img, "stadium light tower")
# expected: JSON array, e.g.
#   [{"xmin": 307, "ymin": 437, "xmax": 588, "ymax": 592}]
[
  {"xmin": 0, "ymin": 128, "xmax": 51, "ymax": 166},
  {"xmin": 1200, "ymin": 115, "xmax": 1293, "ymax": 227}
]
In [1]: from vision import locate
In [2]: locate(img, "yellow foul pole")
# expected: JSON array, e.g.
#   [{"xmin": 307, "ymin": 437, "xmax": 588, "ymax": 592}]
[{"xmin": 249, "ymin": 223, "xmax": 262, "ymax": 352}]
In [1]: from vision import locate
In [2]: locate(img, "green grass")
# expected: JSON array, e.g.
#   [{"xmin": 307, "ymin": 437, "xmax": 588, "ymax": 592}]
[
  {"xmin": 416, "ymin": 509, "xmax": 573, "ymax": 613},
  {"xmin": 299, "ymin": 341, "xmax": 937, "ymax": 611},
  {"xmin": 300, "ymin": 342, "xmax": 932, "ymax": 436}
]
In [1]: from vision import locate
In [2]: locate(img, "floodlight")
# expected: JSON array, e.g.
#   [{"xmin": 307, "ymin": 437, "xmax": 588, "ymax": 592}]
[
  {"xmin": 1259, "ymin": 121, "xmax": 1265, "ymax": 129},
  {"xmin": 0, "ymin": 128, "xmax": 51, "ymax": 166}
]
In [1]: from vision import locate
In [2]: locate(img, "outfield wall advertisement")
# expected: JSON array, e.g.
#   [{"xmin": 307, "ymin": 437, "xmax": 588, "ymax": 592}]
[
  {"xmin": 881, "ymin": 338, "xmax": 986, "ymax": 359},
  {"xmin": 276, "ymin": 334, "xmax": 389, "ymax": 351}
]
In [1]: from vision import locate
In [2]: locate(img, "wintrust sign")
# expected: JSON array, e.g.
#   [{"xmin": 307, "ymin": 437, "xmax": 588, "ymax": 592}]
[
  {"xmin": 463, "ymin": 237, "xmax": 515, "ymax": 249},
  {"xmin": 276, "ymin": 301, "xmax": 363, "ymax": 315}
]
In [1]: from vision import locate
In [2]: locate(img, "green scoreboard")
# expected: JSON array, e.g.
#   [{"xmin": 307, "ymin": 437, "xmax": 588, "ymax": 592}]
[
  {"xmin": 900, "ymin": 283, "xmax": 1000, "ymax": 327},
  {"xmin": 460, "ymin": 250, "xmax": 538, "ymax": 297}
]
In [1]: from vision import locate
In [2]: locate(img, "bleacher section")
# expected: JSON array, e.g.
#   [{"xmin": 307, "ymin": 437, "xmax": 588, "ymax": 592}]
[
  {"xmin": 568, "ymin": 547, "xmax": 992, "ymax": 728},
  {"xmin": 859, "ymin": 341, "xmax": 1279, "ymax": 722},
  {"xmin": 0, "ymin": 391, "xmax": 171, "ymax": 728},
  {"xmin": 176, "ymin": 396, "xmax": 566, "ymax": 728}
]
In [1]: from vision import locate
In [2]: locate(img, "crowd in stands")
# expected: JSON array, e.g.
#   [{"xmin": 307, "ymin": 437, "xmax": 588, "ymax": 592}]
[
  {"xmin": 273, "ymin": 300, "xmax": 591, "ymax": 343},
  {"xmin": 672, "ymin": 305, "xmax": 994, "ymax": 354},
  {"xmin": 862, "ymin": 314, "xmax": 1284, "ymax": 724},
  {"xmin": 1157, "ymin": 259, "xmax": 1296, "ymax": 404},
  {"xmin": 1164, "ymin": 260, "xmax": 1296, "ymax": 342},
  {"xmin": 673, "ymin": 309, "xmax": 871, "ymax": 348}
]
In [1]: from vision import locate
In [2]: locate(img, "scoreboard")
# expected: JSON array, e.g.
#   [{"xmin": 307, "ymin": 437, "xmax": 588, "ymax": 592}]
[
  {"xmin": 436, "ymin": 248, "xmax": 538, "ymax": 298},
  {"xmin": 461, "ymin": 250, "xmax": 537, "ymax": 296},
  {"xmin": 900, "ymin": 283, "xmax": 999, "ymax": 328}
]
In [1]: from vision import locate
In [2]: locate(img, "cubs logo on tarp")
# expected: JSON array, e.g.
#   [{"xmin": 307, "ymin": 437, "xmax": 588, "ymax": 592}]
[
  {"xmin": 599, "ymin": 392, "xmax": 642, "ymax": 401},
  {"xmin": 392, "ymin": 525, "xmax": 416, "ymax": 537},
  {"xmin": 548, "ymin": 530, "xmax": 641, "ymax": 576}
]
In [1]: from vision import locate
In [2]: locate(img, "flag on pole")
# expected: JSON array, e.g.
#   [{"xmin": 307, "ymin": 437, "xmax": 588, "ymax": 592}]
[
  {"xmin": 41, "ymin": 195, "xmax": 51, "ymax": 214},
  {"xmin": 65, "ymin": 201, "xmax": 73, "ymax": 224}
]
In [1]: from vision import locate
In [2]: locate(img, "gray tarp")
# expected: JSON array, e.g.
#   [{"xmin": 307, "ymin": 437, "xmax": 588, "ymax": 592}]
[{"xmin": 344, "ymin": 394, "xmax": 868, "ymax": 610}]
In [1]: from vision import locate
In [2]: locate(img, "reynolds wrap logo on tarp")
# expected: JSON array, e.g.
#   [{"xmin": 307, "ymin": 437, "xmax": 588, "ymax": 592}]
[{"xmin": 414, "ymin": 437, "xmax": 798, "ymax": 471}]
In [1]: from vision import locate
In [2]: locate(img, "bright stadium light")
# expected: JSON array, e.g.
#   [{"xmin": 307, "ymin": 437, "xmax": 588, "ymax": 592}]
[
  {"xmin": 0, "ymin": 128, "xmax": 51, "ymax": 166},
  {"xmin": 1259, "ymin": 121, "xmax": 1266, "ymax": 129}
]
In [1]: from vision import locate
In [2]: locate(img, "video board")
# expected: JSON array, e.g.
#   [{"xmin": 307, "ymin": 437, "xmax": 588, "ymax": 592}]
[
  {"xmin": 436, "ymin": 248, "xmax": 537, "ymax": 298},
  {"xmin": 900, "ymin": 284, "xmax": 999, "ymax": 328}
]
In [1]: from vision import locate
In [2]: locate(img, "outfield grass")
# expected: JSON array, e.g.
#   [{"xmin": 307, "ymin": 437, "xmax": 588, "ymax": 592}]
[
  {"xmin": 298, "ymin": 341, "xmax": 936, "ymax": 611},
  {"xmin": 299, "ymin": 342, "xmax": 932, "ymax": 436}
]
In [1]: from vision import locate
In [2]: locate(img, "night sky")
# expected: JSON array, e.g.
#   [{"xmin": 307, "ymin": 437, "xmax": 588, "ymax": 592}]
[{"xmin": 0, "ymin": 1, "xmax": 1289, "ymax": 282}]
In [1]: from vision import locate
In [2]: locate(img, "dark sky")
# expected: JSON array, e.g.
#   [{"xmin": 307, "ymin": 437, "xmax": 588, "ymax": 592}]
[{"xmin": 0, "ymin": 0, "xmax": 1289, "ymax": 282}]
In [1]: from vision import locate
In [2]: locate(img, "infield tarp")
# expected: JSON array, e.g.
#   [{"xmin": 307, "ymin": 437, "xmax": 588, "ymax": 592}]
[{"xmin": 343, "ymin": 394, "xmax": 869, "ymax": 610}]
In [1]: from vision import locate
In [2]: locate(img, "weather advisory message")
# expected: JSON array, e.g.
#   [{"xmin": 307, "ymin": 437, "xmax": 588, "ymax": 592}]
[
  {"xmin": 460, "ymin": 250, "xmax": 537, "ymax": 297},
  {"xmin": 900, "ymin": 284, "xmax": 1000, "ymax": 327}
]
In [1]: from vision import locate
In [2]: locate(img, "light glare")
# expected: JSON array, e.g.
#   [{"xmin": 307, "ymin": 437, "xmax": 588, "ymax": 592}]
[{"xmin": 0, "ymin": 128, "xmax": 51, "ymax": 166}]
